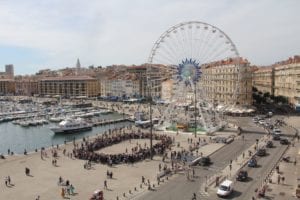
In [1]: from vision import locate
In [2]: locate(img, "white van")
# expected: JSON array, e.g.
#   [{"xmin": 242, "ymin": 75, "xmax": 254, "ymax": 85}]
[{"xmin": 217, "ymin": 179, "xmax": 233, "ymax": 197}]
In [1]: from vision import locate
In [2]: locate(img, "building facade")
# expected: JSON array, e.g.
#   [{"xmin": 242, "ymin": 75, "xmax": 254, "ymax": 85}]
[
  {"xmin": 0, "ymin": 79, "xmax": 15, "ymax": 95},
  {"xmin": 5, "ymin": 65, "xmax": 14, "ymax": 79},
  {"xmin": 0, "ymin": 64, "xmax": 14, "ymax": 79},
  {"xmin": 273, "ymin": 56, "xmax": 300, "ymax": 106},
  {"xmin": 201, "ymin": 58, "xmax": 253, "ymax": 106},
  {"xmin": 127, "ymin": 65, "xmax": 147, "ymax": 98},
  {"xmin": 15, "ymin": 77, "xmax": 39, "ymax": 96},
  {"xmin": 253, "ymin": 67, "xmax": 274, "ymax": 95},
  {"xmin": 38, "ymin": 76, "xmax": 100, "ymax": 97},
  {"xmin": 161, "ymin": 79, "xmax": 173, "ymax": 101}
]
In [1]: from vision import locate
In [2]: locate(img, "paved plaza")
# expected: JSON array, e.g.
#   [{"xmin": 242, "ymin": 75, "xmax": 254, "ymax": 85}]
[
  {"xmin": 1, "ymin": 98, "xmax": 299, "ymax": 200},
  {"xmin": 0, "ymin": 126, "xmax": 227, "ymax": 200}
]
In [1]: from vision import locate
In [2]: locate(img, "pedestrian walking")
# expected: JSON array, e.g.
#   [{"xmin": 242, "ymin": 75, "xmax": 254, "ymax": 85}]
[
  {"xmin": 192, "ymin": 192, "xmax": 197, "ymax": 200},
  {"xmin": 25, "ymin": 167, "xmax": 30, "ymax": 176},
  {"xmin": 186, "ymin": 170, "xmax": 190, "ymax": 180},
  {"xmin": 229, "ymin": 164, "xmax": 232, "ymax": 171},
  {"xmin": 61, "ymin": 188, "xmax": 65, "ymax": 198},
  {"xmin": 277, "ymin": 175, "xmax": 281, "ymax": 184},
  {"xmin": 36, "ymin": 195, "xmax": 40, "ymax": 200},
  {"xmin": 4, "ymin": 176, "xmax": 8, "ymax": 186},
  {"xmin": 7, "ymin": 176, "xmax": 11, "ymax": 185},
  {"xmin": 192, "ymin": 168, "xmax": 195, "ymax": 178},
  {"xmin": 104, "ymin": 180, "xmax": 107, "ymax": 189}
]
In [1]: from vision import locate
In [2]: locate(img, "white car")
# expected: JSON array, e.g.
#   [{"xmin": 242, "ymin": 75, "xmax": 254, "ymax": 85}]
[{"xmin": 217, "ymin": 179, "xmax": 233, "ymax": 197}]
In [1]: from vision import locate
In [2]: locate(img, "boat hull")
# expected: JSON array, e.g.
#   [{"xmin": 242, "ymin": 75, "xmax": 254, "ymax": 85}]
[{"xmin": 51, "ymin": 126, "xmax": 92, "ymax": 134}]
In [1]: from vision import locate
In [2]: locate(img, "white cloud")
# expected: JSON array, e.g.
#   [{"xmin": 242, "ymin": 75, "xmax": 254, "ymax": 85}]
[{"xmin": 0, "ymin": 0, "xmax": 299, "ymax": 74}]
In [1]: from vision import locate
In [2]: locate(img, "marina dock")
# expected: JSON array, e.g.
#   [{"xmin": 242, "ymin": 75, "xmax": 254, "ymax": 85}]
[{"xmin": 92, "ymin": 118, "xmax": 130, "ymax": 127}]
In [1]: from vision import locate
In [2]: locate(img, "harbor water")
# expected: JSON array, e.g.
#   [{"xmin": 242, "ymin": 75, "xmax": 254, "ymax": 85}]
[{"xmin": 0, "ymin": 113, "xmax": 132, "ymax": 155}]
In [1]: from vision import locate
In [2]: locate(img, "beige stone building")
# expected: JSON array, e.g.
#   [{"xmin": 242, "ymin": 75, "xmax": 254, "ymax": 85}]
[
  {"xmin": 15, "ymin": 76, "xmax": 39, "ymax": 96},
  {"xmin": 0, "ymin": 79, "xmax": 15, "ymax": 95},
  {"xmin": 201, "ymin": 57, "xmax": 253, "ymax": 106},
  {"xmin": 127, "ymin": 65, "xmax": 148, "ymax": 98},
  {"xmin": 161, "ymin": 79, "xmax": 173, "ymax": 101},
  {"xmin": 38, "ymin": 76, "xmax": 100, "ymax": 97},
  {"xmin": 273, "ymin": 56, "xmax": 300, "ymax": 106},
  {"xmin": 253, "ymin": 66, "xmax": 274, "ymax": 95}
]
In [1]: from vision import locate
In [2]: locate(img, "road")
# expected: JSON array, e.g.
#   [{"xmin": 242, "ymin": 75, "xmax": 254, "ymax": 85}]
[
  {"xmin": 208, "ymin": 140, "xmax": 287, "ymax": 200},
  {"xmin": 136, "ymin": 117, "xmax": 265, "ymax": 200},
  {"xmin": 208, "ymin": 117, "xmax": 291, "ymax": 200}
]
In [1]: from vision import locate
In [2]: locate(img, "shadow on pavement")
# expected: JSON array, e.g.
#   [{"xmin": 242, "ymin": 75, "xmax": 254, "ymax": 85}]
[{"xmin": 216, "ymin": 190, "xmax": 242, "ymax": 199}]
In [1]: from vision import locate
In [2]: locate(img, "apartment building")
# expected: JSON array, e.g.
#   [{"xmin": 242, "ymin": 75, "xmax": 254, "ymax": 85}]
[
  {"xmin": 201, "ymin": 57, "xmax": 253, "ymax": 106},
  {"xmin": 273, "ymin": 56, "xmax": 300, "ymax": 106},
  {"xmin": 38, "ymin": 76, "xmax": 99, "ymax": 97},
  {"xmin": 0, "ymin": 79, "xmax": 15, "ymax": 95},
  {"xmin": 161, "ymin": 79, "xmax": 173, "ymax": 101},
  {"xmin": 252, "ymin": 66, "xmax": 274, "ymax": 95},
  {"xmin": 15, "ymin": 76, "xmax": 39, "ymax": 96}
]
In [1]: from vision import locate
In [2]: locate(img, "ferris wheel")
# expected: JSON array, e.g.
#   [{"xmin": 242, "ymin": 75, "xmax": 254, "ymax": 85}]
[{"xmin": 147, "ymin": 21, "xmax": 241, "ymax": 134}]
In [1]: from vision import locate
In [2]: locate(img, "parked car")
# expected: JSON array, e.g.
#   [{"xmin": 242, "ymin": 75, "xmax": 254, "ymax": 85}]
[
  {"xmin": 217, "ymin": 179, "xmax": 233, "ymax": 197},
  {"xmin": 197, "ymin": 156, "xmax": 211, "ymax": 166},
  {"xmin": 273, "ymin": 128, "xmax": 281, "ymax": 135},
  {"xmin": 272, "ymin": 134, "xmax": 281, "ymax": 141},
  {"xmin": 280, "ymin": 138, "xmax": 289, "ymax": 145},
  {"xmin": 236, "ymin": 170, "xmax": 248, "ymax": 181},
  {"xmin": 256, "ymin": 148, "xmax": 266, "ymax": 157},
  {"xmin": 248, "ymin": 157, "xmax": 257, "ymax": 167},
  {"xmin": 266, "ymin": 141, "xmax": 273, "ymax": 148},
  {"xmin": 253, "ymin": 118, "xmax": 259, "ymax": 123}
]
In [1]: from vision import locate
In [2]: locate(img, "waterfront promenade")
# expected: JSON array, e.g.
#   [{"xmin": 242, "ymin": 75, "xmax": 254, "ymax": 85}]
[{"xmin": 0, "ymin": 125, "xmax": 231, "ymax": 200}]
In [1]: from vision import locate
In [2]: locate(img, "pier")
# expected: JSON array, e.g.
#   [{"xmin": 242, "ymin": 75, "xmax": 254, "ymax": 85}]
[{"xmin": 92, "ymin": 118, "xmax": 131, "ymax": 127}]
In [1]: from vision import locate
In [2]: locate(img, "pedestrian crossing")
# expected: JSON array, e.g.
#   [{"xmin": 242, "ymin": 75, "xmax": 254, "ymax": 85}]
[
  {"xmin": 197, "ymin": 190, "xmax": 209, "ymax": 199},
  {"xmin": 197, "ymin": 183, "xmax": 210, "ymax": 199}
]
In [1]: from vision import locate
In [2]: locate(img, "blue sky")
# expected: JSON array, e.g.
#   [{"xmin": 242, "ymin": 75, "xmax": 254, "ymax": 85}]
[{"xmin": 0, "ymin": 0, "xmax": 299, "ymax": 75}]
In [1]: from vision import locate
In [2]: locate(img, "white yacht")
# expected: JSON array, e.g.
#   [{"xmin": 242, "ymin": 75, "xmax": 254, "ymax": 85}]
[{"xmin": 50, "ymin": 118, "xmax": 92, "ymax": 134}]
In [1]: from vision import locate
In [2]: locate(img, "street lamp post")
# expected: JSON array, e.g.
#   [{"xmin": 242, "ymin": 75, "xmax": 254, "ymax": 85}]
[
  {"xmin": 149, "ymin": 95, "xmax": 153, "ymax": 160},
  {"xmin": 194, "ymin": 82, "xmax": 197, "ymax": 138},
  {"xmin": 147, "ymin": 76, "xmax": 153, "ymax": 160}
]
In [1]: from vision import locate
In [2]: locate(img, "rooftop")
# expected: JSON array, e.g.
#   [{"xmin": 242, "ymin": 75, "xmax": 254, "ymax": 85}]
[{"xmin": 40, "ymin": 76, "xmax": 96, "ymax": 81}]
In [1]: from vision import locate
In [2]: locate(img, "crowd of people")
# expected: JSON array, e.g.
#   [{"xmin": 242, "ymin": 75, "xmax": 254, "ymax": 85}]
[{"xmin": 74, "ymin": 131, "xmax": 173, "ymax": 165}]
